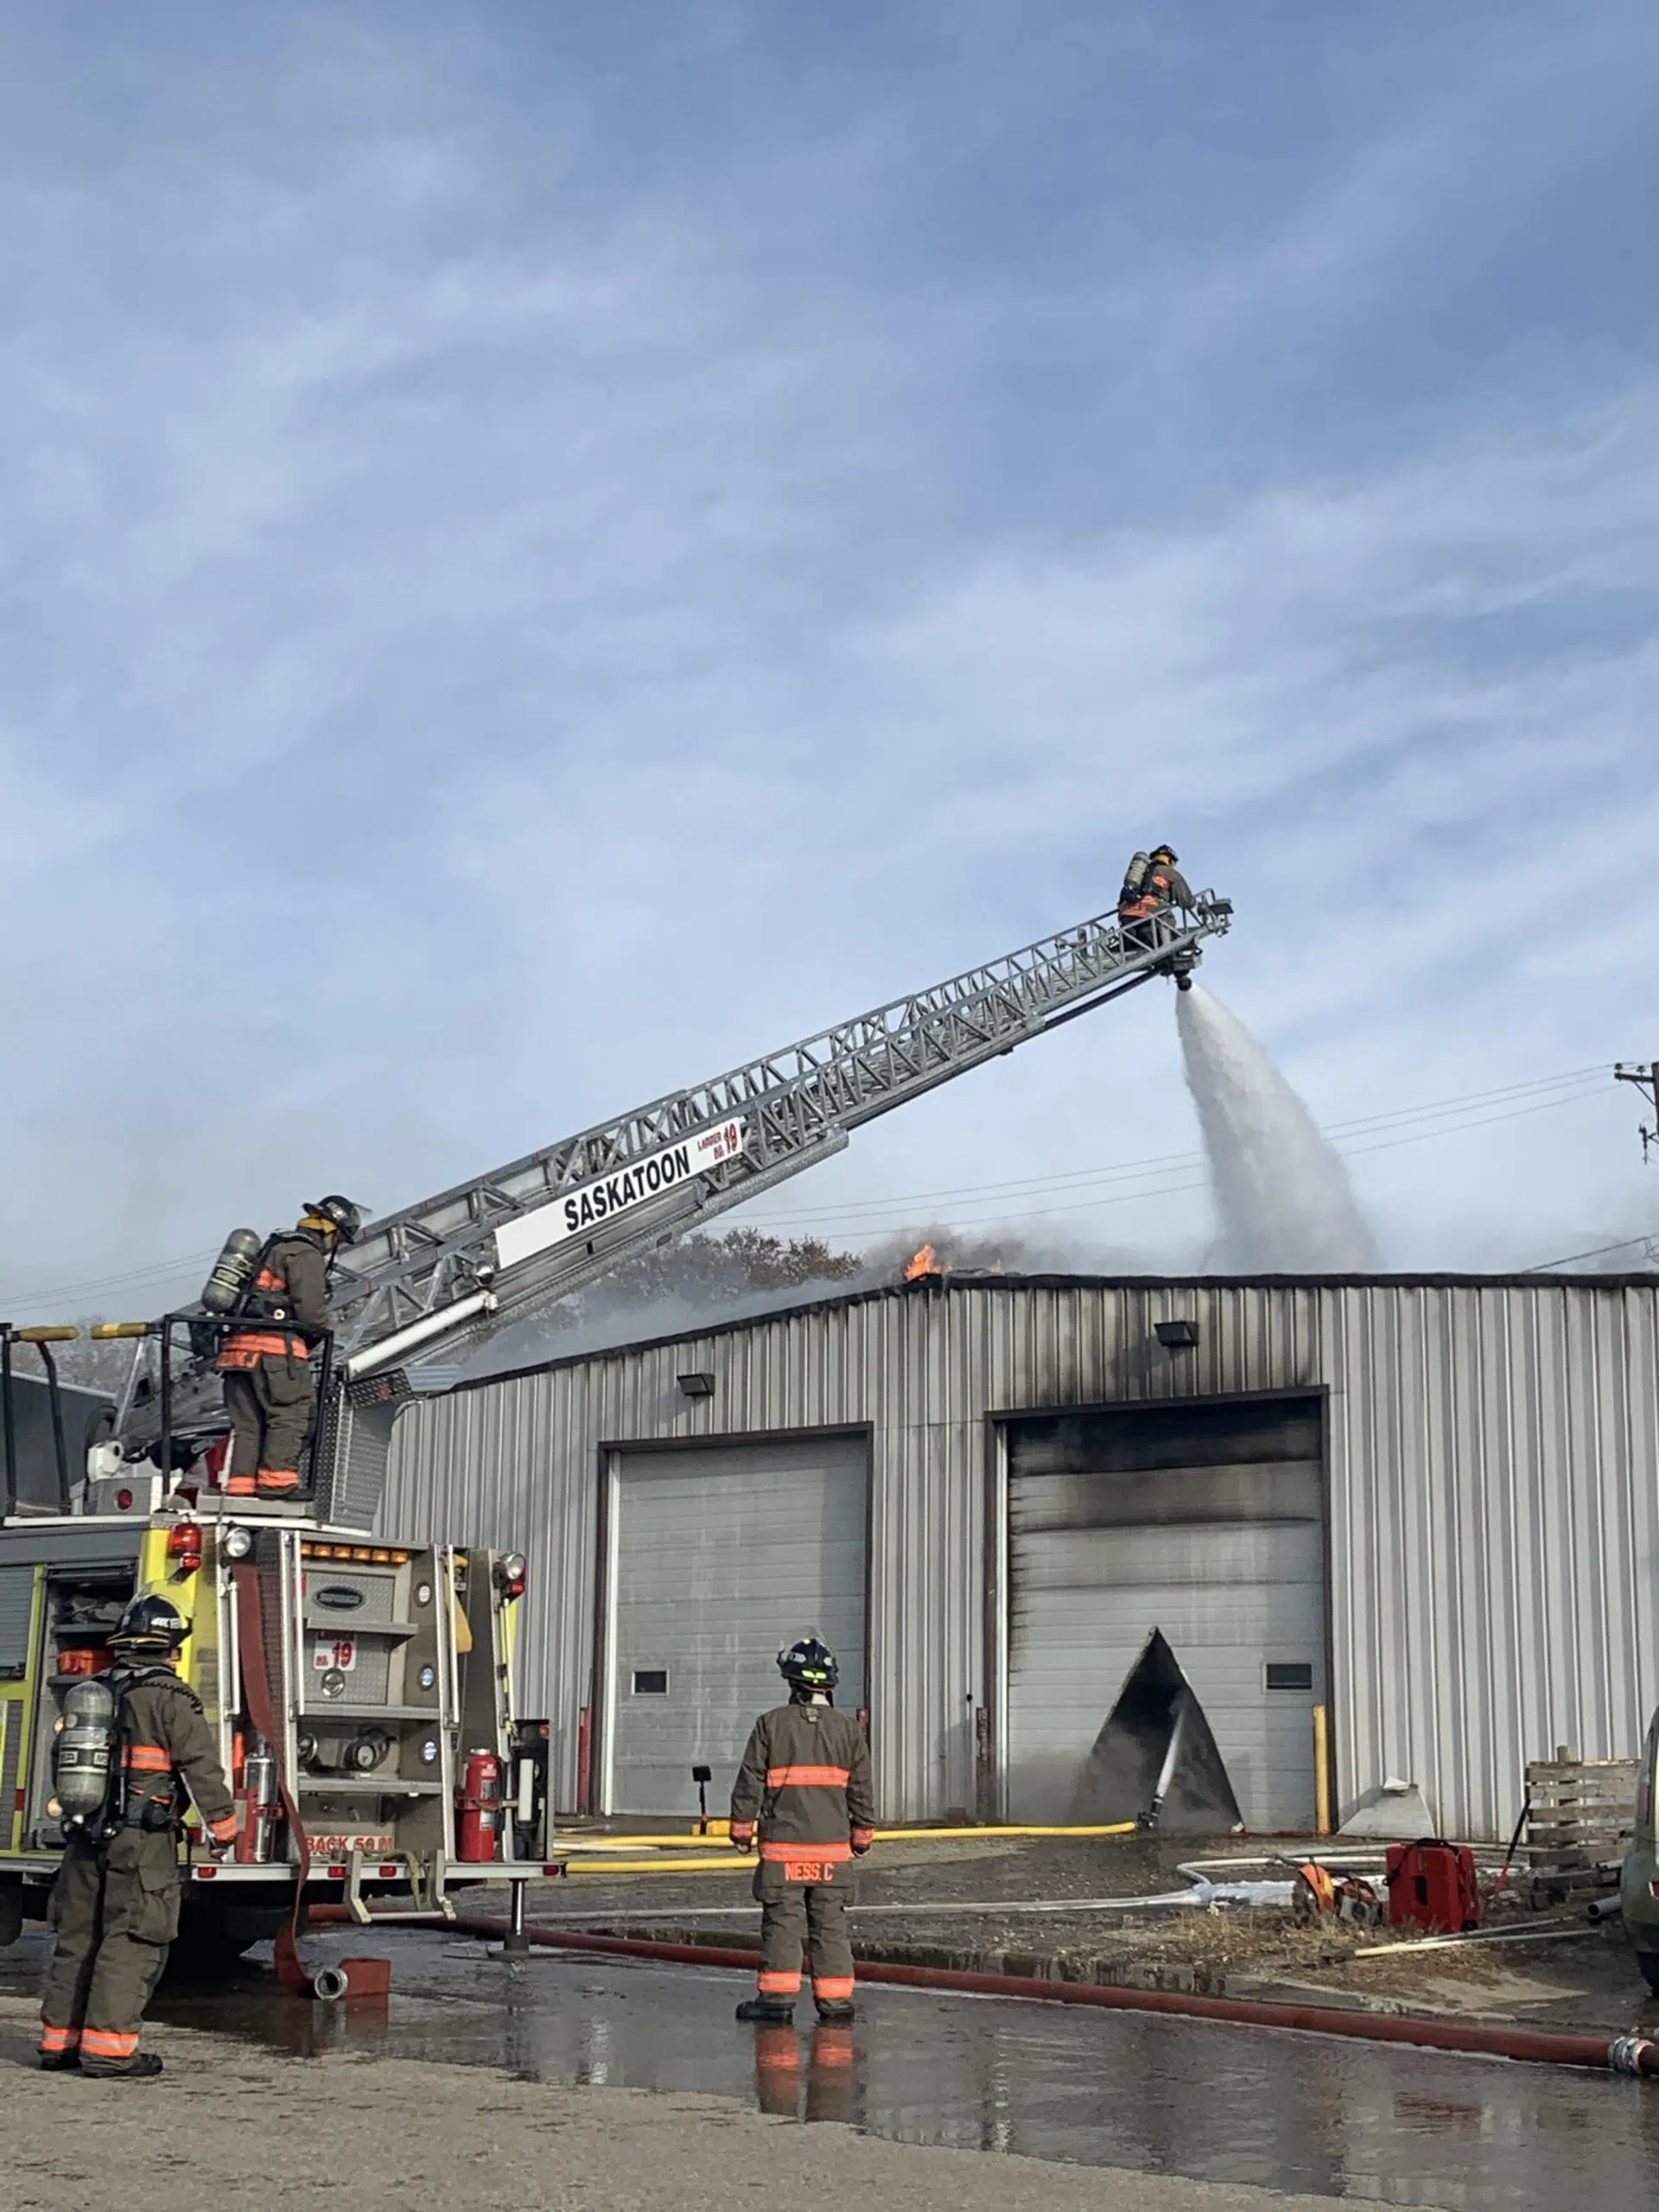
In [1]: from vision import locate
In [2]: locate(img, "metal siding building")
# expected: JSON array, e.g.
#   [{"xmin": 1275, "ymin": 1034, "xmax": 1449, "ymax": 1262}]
[{"xmin": 380, "ymin": 1275, "xmax": 1659, "ymax": 1840}]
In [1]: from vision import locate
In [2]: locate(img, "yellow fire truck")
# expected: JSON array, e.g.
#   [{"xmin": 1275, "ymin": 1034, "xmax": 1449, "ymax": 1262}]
[{"xmin": 0, "ymin": 1363, "xmax": 552, "ymax": 1967}]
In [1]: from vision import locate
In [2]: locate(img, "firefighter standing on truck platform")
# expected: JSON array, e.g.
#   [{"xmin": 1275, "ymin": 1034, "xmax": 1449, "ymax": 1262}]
[
  {"xmin": 729, "ymin": 1635, "xmax": 874, "ymax": 2025},
  {"xmin": 39, "ymin": 1592, "xmax": 237, "ymax": 2078},
  {"xmin": 218, "ymin": 1195, "xmax": 363, "ymax": 1500},
  {"xmin": 1118, "ymin": 844, "xmax": 1197, "ymax": 948}
]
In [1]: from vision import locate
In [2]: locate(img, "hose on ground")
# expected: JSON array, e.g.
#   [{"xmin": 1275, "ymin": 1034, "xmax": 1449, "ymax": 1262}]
[{"xmin": 442, "ymin": 1911, "xmax": 1659, "ymax": 2081}]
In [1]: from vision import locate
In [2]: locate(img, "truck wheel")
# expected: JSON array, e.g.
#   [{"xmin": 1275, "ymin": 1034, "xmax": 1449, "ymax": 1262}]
[
  {"xmin": 1637, "ymin": 1952, "xmax": 1659, "ymax": 1997},
  {"xmin": 164, "ymin": 1905, "xmax": 256, "ymax": 1983}
]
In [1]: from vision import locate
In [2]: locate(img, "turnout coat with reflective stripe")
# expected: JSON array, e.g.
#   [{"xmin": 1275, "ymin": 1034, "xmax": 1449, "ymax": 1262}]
[
  {"xmin": 729, "ymin": 1702, "xmax": 874, "ymax": 1867},
  {"xmin": 115, "ymin": 1665, "xmax": 237, "ymax": 1839},
  {"xmin": 219, "ymin": 1228, "xmax": 331, "ymax": 1368},
  {"xmin": 1119, "ymin": 859, "xmax": 1196, "ymax": 921}
]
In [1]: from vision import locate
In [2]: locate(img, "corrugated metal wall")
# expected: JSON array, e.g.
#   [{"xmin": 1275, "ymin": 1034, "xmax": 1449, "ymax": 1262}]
[{"xmin": 382, "ymin": 1277, "xmax": 1659, "ymax": 1837}]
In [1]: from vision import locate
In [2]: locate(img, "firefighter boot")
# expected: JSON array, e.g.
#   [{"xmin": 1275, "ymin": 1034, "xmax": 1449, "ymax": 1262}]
[
  {"xmin": 38, "ymin": 2050, "xmax": 80, "ymax": 2072},
  {"xmin": 735, "ymin": 1998, "xmax": 796, "ymax": 2025},
  {"xmin": 82, "ymin": 2052, "xmax": 164, "ymax": 2080},
  {"xmin": 815, "ymin": 1998, "xmax": 855, "ymax": 2024}
]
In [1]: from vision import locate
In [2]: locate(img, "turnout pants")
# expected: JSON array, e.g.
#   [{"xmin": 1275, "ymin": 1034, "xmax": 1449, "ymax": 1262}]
[
  {"xmin": 223, "ymin": 1353, "xmax": 314, "ymax": 1495},
  {"xmin": 753, "ymin": 1863, "xmax": 855, "ymax": 2008},
  {"xmin": 40, "ymin": 1831, "xmax": 180, "ymax": 2072}
]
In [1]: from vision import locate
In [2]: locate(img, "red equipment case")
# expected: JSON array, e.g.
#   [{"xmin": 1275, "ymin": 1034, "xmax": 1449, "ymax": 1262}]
[{"xmin": 1385, "ymin": 1839, "xmax": 1480, "ymax": 1932}]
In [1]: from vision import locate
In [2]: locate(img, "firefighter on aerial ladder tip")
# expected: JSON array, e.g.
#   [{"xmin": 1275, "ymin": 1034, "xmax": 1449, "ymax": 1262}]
[
  {"xmin": 38, "ymin": 1592, "xmax": 236, "ymax": 2077},
  {"xmin": 729, "ymin": 1635, "xmax": 875, "ymax": 2026},
  {"xmin": 213, "ymin": 1194, "xmax": 365, "ymax": 1500},
  {"xmin": 1118, "ymin": 843, "xmax": 1197, "ymax": 950}
]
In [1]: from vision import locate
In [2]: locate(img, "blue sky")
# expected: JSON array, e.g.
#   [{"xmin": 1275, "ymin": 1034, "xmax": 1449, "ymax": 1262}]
[{"xmin": 3, "ymin": 2, "xmax": 1658, "ymax": 1314}]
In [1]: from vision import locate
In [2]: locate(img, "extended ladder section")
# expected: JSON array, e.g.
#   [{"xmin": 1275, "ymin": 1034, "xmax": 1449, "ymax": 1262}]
[{"xmin": 327, "ymin": 893, "xmax": 1231, "ymax": 1381}]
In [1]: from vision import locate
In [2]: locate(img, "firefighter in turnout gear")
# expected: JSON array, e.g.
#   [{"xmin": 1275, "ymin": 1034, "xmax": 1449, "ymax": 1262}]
[
  {"xmin": 1118, "ymin": 844, "xmax": 1197, "ymax": 948},
  {"xmin": 730, "ymin": 1635, "xmax": 874, "ymax": 2026},
  {"xmin": 38, "ymin": 1592, "xmax": 236, "ymax": 2077},
  {"xmin": 218, "ymin": 1196, "xmax": 363, "ymax": 1499}
]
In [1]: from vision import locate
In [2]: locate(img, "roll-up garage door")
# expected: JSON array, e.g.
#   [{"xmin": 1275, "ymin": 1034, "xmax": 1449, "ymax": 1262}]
[
  {"xmin": 604, "ymin": 1435, "xmax": 868, "ymax": 1817},
  {"xmin": 1005, "ymin": 1396, "xmax": 1325, "ymax": 1831}
]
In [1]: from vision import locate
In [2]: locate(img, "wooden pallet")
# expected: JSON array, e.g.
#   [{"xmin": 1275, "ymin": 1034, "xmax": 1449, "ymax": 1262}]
[{"xmin": 1522, "ymin": 1758, "xmax": 1637, "ymax": 1897}]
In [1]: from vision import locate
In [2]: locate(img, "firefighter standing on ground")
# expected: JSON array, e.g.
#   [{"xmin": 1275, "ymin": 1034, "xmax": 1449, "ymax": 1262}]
[
  {"xmin": 39, "ymin": 1592, "xmax": 236, "ymax": 2078},
  {"xmin": 730, "ymin": 1635, "xmax": 874, "ymax": 2025},
  {"xmin": 1118, "ymin": 844, "xmax": 1197, "ymax": 947},
  {"xmin": 218, "ymin": 1195, "xmax": 363, "ymax": 1500}
]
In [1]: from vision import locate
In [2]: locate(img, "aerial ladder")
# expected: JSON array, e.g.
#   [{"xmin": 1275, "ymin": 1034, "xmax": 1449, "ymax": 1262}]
[
  {"xmin": 0, "ymin": 886, "xmax": 1231, "ymax": 1958},
  {"xmin": 120, "ymin": 888, "xmax": 1231, "ymax": 1526}
]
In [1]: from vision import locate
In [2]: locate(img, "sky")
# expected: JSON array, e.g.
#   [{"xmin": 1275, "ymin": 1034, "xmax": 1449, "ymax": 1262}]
[{"xmin": 3, "ymin": 0, "xmax": 1659, "ymax": 1321}]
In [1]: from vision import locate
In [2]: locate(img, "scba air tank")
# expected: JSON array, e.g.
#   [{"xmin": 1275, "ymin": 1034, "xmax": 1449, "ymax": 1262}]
[
  {"xmin": 200, "ymin": 1228, "xmax": 264, "ymax": 1314},
  {"xmin": 53, "ymin": 1677, "xmax": 118, "ymax": 1832}
]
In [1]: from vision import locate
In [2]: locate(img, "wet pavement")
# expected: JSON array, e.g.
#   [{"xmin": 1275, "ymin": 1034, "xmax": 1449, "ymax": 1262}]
[{"xmin": 6, "ymin": 1926, "xmax": 1659, "ymax": 2208}]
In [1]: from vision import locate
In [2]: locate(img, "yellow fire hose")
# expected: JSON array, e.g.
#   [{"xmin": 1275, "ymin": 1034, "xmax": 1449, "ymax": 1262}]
[
  {"xmin": 560, "ymin": 1821, "xmax": 1135, "ymax": 1852},
  {"xmin": 555, "ymin": 1821, "xmax": 1135, "ymax": 1878}
]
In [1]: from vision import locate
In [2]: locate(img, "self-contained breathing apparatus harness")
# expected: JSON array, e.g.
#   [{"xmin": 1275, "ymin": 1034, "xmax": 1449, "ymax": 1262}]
[
  {"xmin": 53, "ymin": 1660, "xmax": 187, "ymax": 1844},
  {"xmin": 200, "ymin": 1201, "xmax": 363, "ymax": 1337},
  {"xmin": 51, "ymin": 1593, "xmax": 194, "ymax": 1846}
]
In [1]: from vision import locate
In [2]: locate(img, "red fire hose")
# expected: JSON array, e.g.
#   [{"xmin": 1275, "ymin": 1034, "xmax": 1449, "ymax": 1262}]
[{"xmin": 433, "ymin": 1913, "xmax": 1658, "ymax": 2079}]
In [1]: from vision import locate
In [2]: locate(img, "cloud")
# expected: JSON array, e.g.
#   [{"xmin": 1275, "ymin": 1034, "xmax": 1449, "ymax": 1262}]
[{"xmin": 2, "ymin": 4, "xmax": 1657, "ymax": 1313}]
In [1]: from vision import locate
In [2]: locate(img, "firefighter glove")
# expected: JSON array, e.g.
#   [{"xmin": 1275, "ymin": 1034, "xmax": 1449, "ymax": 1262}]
[{"xmin": 730, "ymin": 1821, "xmax": 753, "ymax": 1851}]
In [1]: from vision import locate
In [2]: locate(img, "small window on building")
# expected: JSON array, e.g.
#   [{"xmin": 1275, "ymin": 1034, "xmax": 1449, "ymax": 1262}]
[
  {"xmin": 632, "ymin": 1668, "xmax": 669, "ymax": 1695},
  {"xmin": 1265, "ymin": 1662, "xmax": 1313, "ymax": 1692}
]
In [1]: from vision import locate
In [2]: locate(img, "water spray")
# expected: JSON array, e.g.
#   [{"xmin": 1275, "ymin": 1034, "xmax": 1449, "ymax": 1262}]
[{"xmin": 1177, "ymin": 987, "xmax": 1378, "ymax": 1272}]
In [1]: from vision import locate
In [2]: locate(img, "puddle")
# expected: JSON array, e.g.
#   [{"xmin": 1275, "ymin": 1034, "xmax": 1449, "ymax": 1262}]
[{"xmin": 5, "ymin": 1929, "xmax": 1658, "ymax": 2206}]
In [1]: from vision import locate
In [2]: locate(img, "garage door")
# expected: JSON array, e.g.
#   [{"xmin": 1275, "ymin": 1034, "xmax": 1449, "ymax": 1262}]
[
  {"xmin": 604, "ymin": 1436, "xmax": 868, "ymax": 1816},
  {"xmin": 1005, "ymin": 1396, "xmax": 1325, "ymax": 1830}
]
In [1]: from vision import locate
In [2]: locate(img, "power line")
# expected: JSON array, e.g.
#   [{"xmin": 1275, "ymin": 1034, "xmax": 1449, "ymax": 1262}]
[
  {"xmin": 0, "ymin": 1065, "xmax": 1620, "ymax": 1308},
  {"xmin": 1522, "ymin": 1233, "xmax": 1659, "ymax": 1274},
  {"xmin": 0, "ymin": 1249, "xmax": 216, "ymax": 1313},
  {"xmin": 807, "ymin": 1090, "xmax": 1611, "ymax": 1241},
  {"xmin": 742, "ymin": 1068, "xmax": 1610, "ymax": 1234}
]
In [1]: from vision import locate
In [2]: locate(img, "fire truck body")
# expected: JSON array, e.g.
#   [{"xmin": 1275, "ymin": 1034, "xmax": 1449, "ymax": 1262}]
[{"xmin": 0, "ymin": 1506, "xmax": 551, "ymax": 1958}]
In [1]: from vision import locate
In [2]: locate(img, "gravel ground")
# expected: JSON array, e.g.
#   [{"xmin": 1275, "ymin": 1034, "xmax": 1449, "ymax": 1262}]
[{"xmin": 0, "ymin": 1991, "xmax": 1341, "ymax": 2212}]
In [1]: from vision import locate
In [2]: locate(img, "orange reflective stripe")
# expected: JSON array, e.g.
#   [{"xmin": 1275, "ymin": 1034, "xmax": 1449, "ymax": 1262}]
[
  {"xmin": 757, "ymin": 1970, "xmax": 801, "ymax": 1994},
  {"xmin": 765, "ymin": 1765, "xmax": 850, "ymax": 1789},
  {"xmin": 123, "ymin": 1745, "xmax": 171, "ymax": 1773},
  {"xmin": 226, "ymin": 1475, "xmax": 256, "ymax": 1495},
  {"xmin": 219, "ymin": 1331, "xmax": 307, "ymax": 1363},
  {"xmin": 812, "ymin": 1976, "xmax": 855, "ymax": 2000},
  {"xmin": 39, "ymin": 2024, "xmax": 79, "ymax": 2052},
  {"xmin": 758, "ymin": 1838, "xmax": 852, "ymax": 1865},
  {"xmin": 253, "ymin": 1267, "xmax": 286, "ymax": 1292},
  {"xmin": 80, "ymin": 2027, "xmax": 140, "ymax": 2057},
  {"xmin": 208, "ymin": 1814, "xmax": 238, "ymax": 1840},
  {"xmin": 256, "ymin": 1468, "xmax": 300, "ymax": 1491}
]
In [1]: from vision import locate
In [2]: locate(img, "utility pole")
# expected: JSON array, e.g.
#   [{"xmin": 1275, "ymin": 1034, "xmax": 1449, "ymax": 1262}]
[{"xmin": 1614, "ymin": 1061, "xmax": 1659, "ymax": 1163}]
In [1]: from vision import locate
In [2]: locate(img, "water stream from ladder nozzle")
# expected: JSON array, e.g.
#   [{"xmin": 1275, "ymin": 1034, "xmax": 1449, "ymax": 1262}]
[{"xmin": 1176, "ymin": 985, "xmax": 1378, "ymax": 1271}]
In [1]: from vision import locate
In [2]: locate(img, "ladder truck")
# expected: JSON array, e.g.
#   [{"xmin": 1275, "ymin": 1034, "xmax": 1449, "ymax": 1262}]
[{"xmin": 0, "ymin": 887, "xmax": 1230, "ymax": 1964}]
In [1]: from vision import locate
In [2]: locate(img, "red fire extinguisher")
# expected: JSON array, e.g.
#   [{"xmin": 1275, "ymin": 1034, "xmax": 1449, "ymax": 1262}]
[{"xmin": 456, "ymin": 1749, "xmax": 501, "ymax": 1862}]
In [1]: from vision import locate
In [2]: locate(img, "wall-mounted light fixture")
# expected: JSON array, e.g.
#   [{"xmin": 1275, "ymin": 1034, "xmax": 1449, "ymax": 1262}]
[
  {"xmin": 1154, "ymin": 1318, "xmax": 1201, "ymax": 1351},
  {"xmin": 678, "ymin": 1370, "xmax": 716, "ymax": 1398}
]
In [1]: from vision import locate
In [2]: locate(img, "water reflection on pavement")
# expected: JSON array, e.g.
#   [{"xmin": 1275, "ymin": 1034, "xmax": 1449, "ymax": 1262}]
[{"xmin": 7, "ymin": 1928, "xmax": 1659, "ymax": 2208}]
